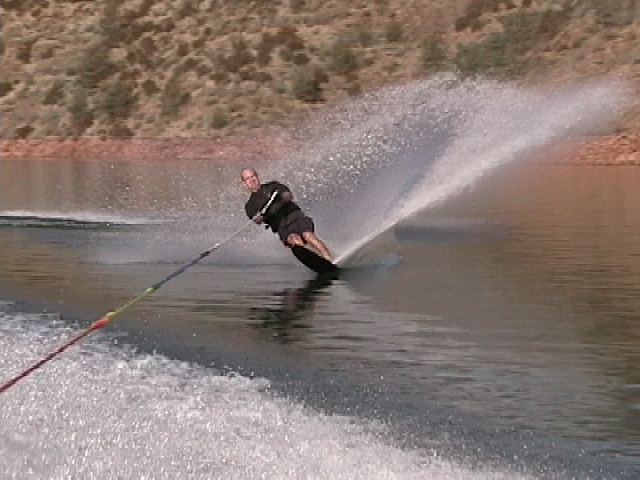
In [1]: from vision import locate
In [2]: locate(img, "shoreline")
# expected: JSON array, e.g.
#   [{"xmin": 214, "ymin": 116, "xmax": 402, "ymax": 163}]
[
  {"xmin": 0, "ymin": 132, "xmax": 293, "ymax": 163},
  {"xmin": 1, "ymin": 131, "xmax": 639, "ymax": 165}
]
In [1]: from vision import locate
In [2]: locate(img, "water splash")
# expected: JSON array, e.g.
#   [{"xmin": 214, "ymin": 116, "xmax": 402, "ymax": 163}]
[
  {"xmin": 252, "ymin": 76, "xmax": 627, "ymax": 264},
  {"xmin": 85, "ymin": 76, "xmax": 627, "ymax": 268}
]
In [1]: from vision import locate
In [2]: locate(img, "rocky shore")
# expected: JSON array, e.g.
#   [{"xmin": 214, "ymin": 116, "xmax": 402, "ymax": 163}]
[
  {"xmin": 561, "ymin": 132, "xmax": 640, "ymax": 166},
  {"xmin": 2, "ymin": 132, "xmax": 639, "ymax": 166},
  {"xmin": 0, "ymin": 132, "xmax": 293, "ymax": 164}
]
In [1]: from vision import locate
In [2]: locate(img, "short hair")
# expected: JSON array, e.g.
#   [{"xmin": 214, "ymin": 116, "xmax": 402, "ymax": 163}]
[{"xmin": 240, "ymin": 168, "xmax": 257, "ymax": 181}]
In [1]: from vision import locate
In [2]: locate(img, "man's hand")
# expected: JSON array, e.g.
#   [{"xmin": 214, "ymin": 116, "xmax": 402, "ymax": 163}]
[{"xmin": 252, "ymin": 213, "xmax": 264, "ymax": 224}]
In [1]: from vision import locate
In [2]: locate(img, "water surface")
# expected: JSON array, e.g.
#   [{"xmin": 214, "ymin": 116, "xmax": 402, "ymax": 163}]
[{"xmin": 1, "ymin": 78, "xmax": 638, "ymax": 479}]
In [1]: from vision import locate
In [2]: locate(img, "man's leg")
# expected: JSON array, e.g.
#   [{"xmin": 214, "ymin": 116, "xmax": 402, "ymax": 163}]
[
  {"xmin": 301, "ymin": 232, "xmax": 332, "ymax": 261},
  {"xmin": 286, "ymin": 233, "xmax": 305, "ymax": 247}
]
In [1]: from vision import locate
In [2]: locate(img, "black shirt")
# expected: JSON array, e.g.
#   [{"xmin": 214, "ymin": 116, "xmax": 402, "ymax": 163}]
[{"xmin": 244, "ymin": 181, "xmax": 301, "ymax": 233}]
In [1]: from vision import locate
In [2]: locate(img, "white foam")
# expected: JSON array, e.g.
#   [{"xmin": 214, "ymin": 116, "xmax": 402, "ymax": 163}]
[
  {"xmin": 0, "ymin": 309, "xmax": 539, "ymax": 479},
  {"xmin": 0, "ymin": 209, "xmax": 163, "ymax": 225}
]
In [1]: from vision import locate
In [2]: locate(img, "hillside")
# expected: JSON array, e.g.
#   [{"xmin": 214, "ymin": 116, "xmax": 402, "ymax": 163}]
[{"xmin": 1, "ymin": 0, "xmax": 640, "ymax": 142}]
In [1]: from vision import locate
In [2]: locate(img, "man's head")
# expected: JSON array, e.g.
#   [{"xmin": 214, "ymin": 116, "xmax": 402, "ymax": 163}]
[{"xmin": 240, "ymin": 168, "xmax": 261, "ymax": 192}]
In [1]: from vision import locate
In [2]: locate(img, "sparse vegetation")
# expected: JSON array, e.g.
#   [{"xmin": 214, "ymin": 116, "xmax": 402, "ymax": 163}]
[
  {"xmin": 99, "ymin": 80, "xmax": 137, "ymax": 120},
  {"xmin": 42, "ymin": 80, "xmax": 65, "ymax": 105},
  {"xmin": 75, "ymin": 42, "xmax": 117, "ymax": 90},
  {"xmin": 0, "ymin": 81, "xmax": 14, "ymax": 98},
  {"xmin": 14, "ymin": 124, "xmax": 34, "ymax": 139},
  {"xmin": 325, "ymin": 38, "xmax": 359, "ymax": 75},
  {"xmin": 160, "ymin": 74, "xmax": 190, "ymax": 118},
  {"xmin": 16, "ymin": 39, "xmax": 35, "ymax": 63},
  {"xmin": 292, "ymin": 66, "xmax": 324, "ymax": 102},
  {"xmin": 2, "ymin": 0, "xmax": 640, "ymax": 138},
  {"xmin": 99, "ymin": 1, "xmax": 125, "ymax": 45},
  {"xmin": 454, "ymin": 8, "xmax": 570, "ymax": 79},
  {"xmin": 220, "ymin": 35, "xmax": 255, "ymax": 73},
  {"xmin": 107, "ymin": 122, "xmax": 134, "ymax": 138},
  {"xmin": 421, "ymin": 36, "xmax": 448, "ymax": 73},
  {"xmin": 141, "ymin": 79, "xmax": 160, "ymax": 96},
  {"xmin": 290, "ymin": 0, "xmax": 305, "ymax": 14},
  {"xmin": 385, "ymin": 20, "xmax": 404, "ymax": 42},
  {"xmin": 456, "ymin": 0, "xmax": 516, "ymax": 32},
  {"xmin": 209, "ymin": 108, "xmax": 229, "ymax": 130},
  {"xmin": 68, "ymin": 88, "xmax": 94, "ymax": 135},
  {"xmin": 587, "ymin": 0, "xmax": 640, "ymax": 27}
]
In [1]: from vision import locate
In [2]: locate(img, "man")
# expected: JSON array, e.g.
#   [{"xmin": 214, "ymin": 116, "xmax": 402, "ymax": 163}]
[{"xmin": 241, "ymin": 168, "xmax": 333, "ymax": 261}]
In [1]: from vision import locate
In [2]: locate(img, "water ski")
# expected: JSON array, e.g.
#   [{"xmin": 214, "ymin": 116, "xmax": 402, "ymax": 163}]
[{"xmin": 291, "ymin": 246, "xmax": 339, "ymax": 275}]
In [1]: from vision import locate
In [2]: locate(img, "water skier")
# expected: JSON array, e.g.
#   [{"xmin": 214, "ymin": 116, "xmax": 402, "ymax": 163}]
[{"xmin": 241, "ymin": 168, "xmax": 333, "ymax": 261}]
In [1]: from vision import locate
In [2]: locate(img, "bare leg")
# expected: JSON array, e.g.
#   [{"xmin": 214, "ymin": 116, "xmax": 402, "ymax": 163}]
[
  {"xmin": 286, "ymin": 233, "xmax": 306, "ymax": 248},
  {"xmin": 301, "ymin": 232, "xmax": 332, "ymax": 261}
]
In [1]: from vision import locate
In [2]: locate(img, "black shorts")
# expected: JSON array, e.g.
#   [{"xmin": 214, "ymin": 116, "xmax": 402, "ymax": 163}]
[{"xmin": 277, "ymin": 210, "xmax": 314, "ymax": 243}]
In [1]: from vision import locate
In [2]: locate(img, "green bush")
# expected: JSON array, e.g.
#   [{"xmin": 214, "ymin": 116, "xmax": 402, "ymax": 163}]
[
  {"xmin": 256, "ymin": 31, "xmax": 280, "ymax": 67},
  {"xmin": 279, "ymin": 46, "xmax": 294, "ymax": 62},
  {"xmin": 453, "ymin": 36, "xmax": 512, "ymax": 78},
  {"xmin": 326, "ymin": 38, "xmax": 358, "ymax": 75},
  {"xmin": 1, "ymin": 0, "xmax": 23, "ymax": 11},
  {"xmin": 346, "ymin": 80, "xmax": 362, "ymax": 97},
  {"xmin": 238, "ymin": 66, "xmax": 256, "ymax": 81},
  {"xmin": 356, "ymin": 28, "xmax": 375, "ymax": 47},
  {"xmin": 99, "ymin": 1, "xmax": 125, "ymax": 45},
  {"xmin": 502, "ymin": 9, "xmax": 564, "ymax": 54},
  {"xmin": 293, "ymin": 52, "xmax": 310, "ymax": 65},
  {"xmin": 253, "ymin": 71, "xmax": 272, "ymax": 82},
  {"xmin": 421, "ymin": 36, "xmax": 448, "ymax": 73},
  {"xmin": 453, "ymin": 8, "xmax": 569, "ymax": 78},
  {"xmin": 455, "ymin": 0, "xmax": 513, "ymax": 31},
  {"xmin": 43, "ymin": 80, "xmax": 65, "ymax": 105},
  {"xmin": 16, "ymin": 39, "xmax": 34, "ymax": 63},
  {"xmin": 161, "ymin": 75, "xmax": 191, "ymax": 117},
  {"xmin": 0, "ymin": 81, "xmax": 14, "ymax": 97},
  {"xmin": 141, "ymin": 79, "xmax": 160, "ymax": 95},
  {"xmin": 108, "ymin": 123, "xmax": 134, "ymax": 138},
  {"xmin": 220, "ymin": 35, "xmax": 255, "ymax": 73},
  {"xmin": 385, "ymin": 20, "xmax": 403, "ymax": 42},
  {"xmin": 100, "ymin": 80, "xmax": 137, "ymax": 120},
  {"xmin": 209, "ymin": 108, "xmax": 229, "ymax": 129},
  {"xmin": 274, "ymin": 26, "xmax": 305, "ymax": 51},
  {"xmin": 76, "ymin": 42, "xmax": 117, "ymax": 90},
  {"xmin": 68, "ymin": 88, "xmax": 94, "ymax": 133},
  {"xmin": 587, "ymin": 0, "xmax": 640, "ymax": 27},
  {"xmin": 291, "ymin": 67, "xmax": 323, "ymax": 102},
  {"xmin": 138, "ymin": 36, "xmax": 157, "ymax": 57},
  {"xmin": 290, "ymin": 0, "xmax": 305, "ymax": 14},
  {"xmin": 14, "ymin": 125, "xmax": 35, "ymax": 139}
]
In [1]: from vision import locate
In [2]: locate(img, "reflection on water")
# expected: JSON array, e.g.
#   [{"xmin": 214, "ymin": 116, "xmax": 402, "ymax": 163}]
[
  {"xmin": 0, "ymin": 158, "xmax": 639, "ymax": 468},
  {"xmin": 378, "ymin": 163, "xmax": 640, "ymax": 453},
  {"xmin": 249, "ymin": 274, "xmax": 338, "ymax": 343}
]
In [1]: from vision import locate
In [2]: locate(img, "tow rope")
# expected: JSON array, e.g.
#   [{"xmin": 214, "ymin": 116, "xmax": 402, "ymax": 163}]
[{"xmin": 0, "ymin": 192, "xmax": 278, "ymax": 394}]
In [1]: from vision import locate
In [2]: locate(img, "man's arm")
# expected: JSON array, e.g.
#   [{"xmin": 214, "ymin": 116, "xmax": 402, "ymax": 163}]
[
  {"xmin": 245, "ymin": 199, "xmax": 258, "ymax": 220},
  {"xmin": 250, "ymin": 188, "xmax": 281, "ymax": 224},
  {"xmin": 265, "ymin": 182, "xmax": 292, "ymax": 215},
  {"xmin": 246, "ymin": 196, "xmax": 266, "ymax": 223}
]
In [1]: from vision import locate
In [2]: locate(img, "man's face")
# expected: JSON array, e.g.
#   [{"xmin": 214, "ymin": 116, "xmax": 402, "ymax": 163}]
[{"xmin": 241, "ymin": 169, "xmax": 260, "ymax": 192}]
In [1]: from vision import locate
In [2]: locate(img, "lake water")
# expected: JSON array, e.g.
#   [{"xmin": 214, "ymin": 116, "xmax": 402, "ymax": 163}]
[{"xmin": 1, "ymin": 78, "xmax": 638, "ymax": 479}]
